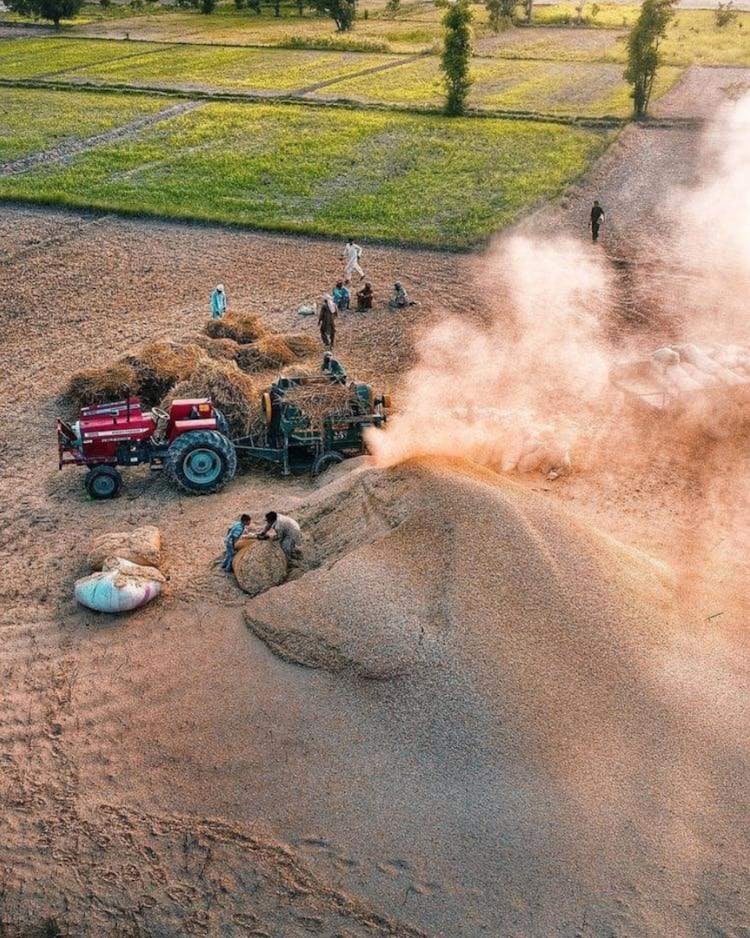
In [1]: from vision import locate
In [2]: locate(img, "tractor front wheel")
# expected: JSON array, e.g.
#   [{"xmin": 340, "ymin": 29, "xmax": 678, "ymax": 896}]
[
  {"xmin": 312, "ymin": 451, "xmax": 344, "ymax": 478},
  {"xmin": 85, "ymin": 465, "xmax": 122, "ymax": 500},
  {"xmin": 166, "ymin": 430, "xmax": 237, "ymax": 495}
]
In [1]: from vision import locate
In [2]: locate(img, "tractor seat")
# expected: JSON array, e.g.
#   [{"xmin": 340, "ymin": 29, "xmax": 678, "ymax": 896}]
[{"xmin": 151, "ymin": 407, "xmax": 170, "ymax": 443}]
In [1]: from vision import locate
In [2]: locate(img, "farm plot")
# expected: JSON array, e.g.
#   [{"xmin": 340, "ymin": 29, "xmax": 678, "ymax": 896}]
[
  {"xmin": 65, "ymin": 43, "xmax": 401, "ymax": 93},
  {"xmin": 0, "ymin": 97, "xmax": 611, "ymax": 247},
  {"xmin": 311, "ymin": 56, "xmax": 683, "ymax": 117},
  {"xmin": 0, "ymin": 86, "xmax": 168, "ymax": 163},
  {"xmin": 0, "ymin": 37, "xmax": 172, "ymax": 79}
]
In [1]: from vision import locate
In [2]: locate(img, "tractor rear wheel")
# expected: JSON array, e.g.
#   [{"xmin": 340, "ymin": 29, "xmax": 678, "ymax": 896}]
[
  {"xmin": 166, "ymin": 430, "xmax": 237, "ymax": 495},
  {"xmin": 312, "ymin": 451, "xmax": 344, "ymax": 477},
  {"xmin": 85, "ymin": 465, "xmax": 122, "ymax": 500}
]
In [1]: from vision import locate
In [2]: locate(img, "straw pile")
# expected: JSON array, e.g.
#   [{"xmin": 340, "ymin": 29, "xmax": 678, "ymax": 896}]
[
  {"xmin": 284, "ymin": 383, "xmax": 354, "ymax": 427},
  {"xmin": 204, "ymin": 313, "xmax": 267, "ymax": 344},
  {"xmin": 123, "ymin": 341, "xmax": 206, "ymax": 407},
  {"xmin": 192, "ymin": 335, "xmax": 240, "ymax": 362},
  {"xmin": 282, "ymin": 333, "xmax": 319, "ymax": 359},
  {"xmin": 236, "ymin": 335, "xmax": 296, "ymax": 373},
  {"xmin": 68, "ymin": 362, "xmax": 139, "ymax": 408},
  {"xmin": 163, "ymin": 361, "xmax": 261, "ymax": 437}
]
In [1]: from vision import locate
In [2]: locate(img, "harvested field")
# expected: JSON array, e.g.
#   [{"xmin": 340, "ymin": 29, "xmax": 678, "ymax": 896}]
[{"xmin": 0, "ymin": 67, "xmax": 749, "ymax": 938}]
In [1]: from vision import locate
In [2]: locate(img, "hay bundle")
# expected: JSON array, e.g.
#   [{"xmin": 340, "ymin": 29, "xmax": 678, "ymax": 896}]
[
  {"xmin": 124, "ymin": 341, "xmax": 206, "ymax": 407},
  {"xmin": 281, "ymin": 364, "xmax": 319, "ymax": 381},
  {"xmin": 192, "ymin": 335, "xmax": 240, "ymax": 362},
  {"xmin": 282, "ymin": 333, "xmax": 319, "ymax": 359},
  {"xmin": 284, "ymin": 383, "xmax": 355, "ymax": 428},
  {"xmin": 232, "ymin": 539, "xmax": 287, "ymax": 597},
  {"xmin": 204, "ymin": 313, "xmax": 267, "ymax": 344},
  {"xmin": 68, "ymin": 362, "xmax": 138, "ymax": 408},
  {"xmin": 163, "ymin": 361, "xmax": 260, "ymax": 437},
  {"xmin": 236, "ymin": 335, "xmax": 296, "ymax": 373}
]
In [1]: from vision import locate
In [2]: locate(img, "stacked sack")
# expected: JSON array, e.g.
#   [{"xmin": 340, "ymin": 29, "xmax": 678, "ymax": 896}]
[{"xmin": 75, "ymin": 525, "xmax": 165, "ymax": 614}]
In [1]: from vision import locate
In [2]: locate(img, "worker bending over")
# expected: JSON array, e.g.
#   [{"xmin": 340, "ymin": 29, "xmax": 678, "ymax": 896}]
[
  {"xmin": 258, "ymin": 511, "xmax": 302, "ymax": 559},
  {"xmin": 211, "ymin": 284, "xmax": 227, "ymax": 319},
  {"xmin": 223, "ymin": 513, "xmax": 251, "ymax": 572},
  {"xmin": 322, "ymin": 351, "xmax": 347, "ymax": 384}
]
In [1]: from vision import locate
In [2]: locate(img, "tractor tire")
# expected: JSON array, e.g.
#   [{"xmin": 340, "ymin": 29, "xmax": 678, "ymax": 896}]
[
  {"xmin": 213, "ymin": 408, "xmax": 230, "ymax": 438},
  {"xmin": 312, "ymin": 451, "xmax": 345, "ymax": 478},
  {"xmin": 166, "ymin": 430, "xmax": 237, "ymax": 495},
  {"xmin": 85, "ymin": 465, "xmax": 122, "ymax": 500}
]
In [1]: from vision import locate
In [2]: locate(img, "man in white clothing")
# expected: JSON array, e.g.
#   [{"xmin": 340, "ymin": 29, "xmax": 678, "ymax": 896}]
[
  {"xmin": 342, "ymin": 238, "xmax": 364, "ymax": 283},
  {"xmin": 257, "ymin": 511, "xmax": 302, "ymax": 559}
]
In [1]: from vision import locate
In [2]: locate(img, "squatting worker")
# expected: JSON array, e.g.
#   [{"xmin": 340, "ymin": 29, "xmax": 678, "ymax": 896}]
[
  {"xmin": 318, "ymin": 294, "xmax": 337, "ymax": 350},
  {"xmin": 258, "ymin": 511, "xmax": 302, "ymax": 559},
  {"xmin": 357, "ymin": 281, "xmax": 373, "ymax": 310},
  {"xmin": 342, "ymin": 238, "xmax": 364, "ymax": 283},
  {"xmin": 589, "ymin": 200, "xmax": 605, "ymax": 243},
  {"xmin": 211, "ymin": 283, "xmax": 227, "ymax": 319},
  {"xmin": 322, "ymin": 351, "xmax": 347, "ymax": 385},
  {"xmin": 333, "ymin": 280, "xmax": 350, "ymax": 311},
  {"xmin": 223, "ymin": 513, "xmax": 251, "ymax": 573}
]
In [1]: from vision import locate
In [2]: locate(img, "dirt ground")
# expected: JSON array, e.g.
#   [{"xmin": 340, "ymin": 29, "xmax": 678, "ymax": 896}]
[{"xmin": 0, "ymin": 67, "xmax": 748, "ymax": 936}]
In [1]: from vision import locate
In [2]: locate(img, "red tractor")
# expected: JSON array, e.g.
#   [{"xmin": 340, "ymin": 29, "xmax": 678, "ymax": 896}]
[{"xmin": 57, "ymin": 397, "xmax": 236, "ymax": 499}]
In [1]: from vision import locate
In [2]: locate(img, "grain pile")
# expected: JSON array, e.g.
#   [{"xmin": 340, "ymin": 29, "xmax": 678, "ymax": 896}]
[{"xmin": 163, "ymin": 361, "xmax": 261, "ymax": 436}]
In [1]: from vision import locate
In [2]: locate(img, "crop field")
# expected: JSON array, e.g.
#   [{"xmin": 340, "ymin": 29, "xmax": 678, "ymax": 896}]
[
  {"xmin": 67, "ymin": 4, "xmax": 750, "ymax": 64},
  {"xmin": 0, "ymin": 93, "xmax": 610, "ymax": 246},
  {"xmin": 32, "ymin": 42, "xmax": 400, "ymax": 93},
  {"xmin": 0, "ymin": 37, "xmax": 174, "ymax": 79},
  {"xmin": 0, "ymin": 86, "xmax": 166, "ymax": 163},
  {"xmin": 312, "ymin": 55, "xmax": 683, "ymax": 116}
]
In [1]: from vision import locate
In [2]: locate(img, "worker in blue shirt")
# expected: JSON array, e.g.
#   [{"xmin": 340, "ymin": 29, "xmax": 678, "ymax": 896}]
[
  {"xmin": 222, "ymin": 513, "xmax": 251, "ymax": 572},
  {"xmin": 211, "ymin": 283, "xmax": 228, "ymax": 320},
  {"xmin": 332, "ymin": 280, "xmax": 350, "ymax": 311}
]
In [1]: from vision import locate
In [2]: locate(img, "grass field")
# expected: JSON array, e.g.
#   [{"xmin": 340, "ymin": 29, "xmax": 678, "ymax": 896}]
[
  {"xmin": 60, "ymin": 4, "xmax": 750, "ymax": 64},
  {"xmin": 0, "ymin": 37, "xmax": 173, "ymax": 79},
  {"xmin": 312, "ymin": 56, "xmax": 683, "ymax": 117},
  {"xmin": 0, "ymin": 93, "xmax": 611, "ymax": 247},
  {"xmin": 0, "ymin": 86, "xmax": 166, "ymax": 163}
]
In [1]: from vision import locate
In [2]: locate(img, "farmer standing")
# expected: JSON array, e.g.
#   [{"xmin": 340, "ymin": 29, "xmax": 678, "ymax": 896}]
[
  {"xmin": 211, "ymin": 283, "xmax": 227, "ymax": 319},
  {"xmin": 222, "ymin": 513, "xmax": 251, "ymax": 573},
  {"xmin": 342, "ymin": 238, "xmax": 364, "ymax": 283},
  {"xmin": 318, "ymin": 294, "xmax": 337, "ymax": 350},
  {"xmin": 258, "ymin": 511, "xmax": 302, "ymax": 559},
  {"xmin": 589, "ymin": 200, "xmax": 605, "ymax": 243}
]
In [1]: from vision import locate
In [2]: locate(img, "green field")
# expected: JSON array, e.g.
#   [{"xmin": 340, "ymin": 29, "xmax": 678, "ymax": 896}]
[
  {"xmin": 0, "ymin": 91, "xmax": 611, "ymax": 247},
  {"xmin": 0, "ymin": 86, "xmax": 166, "ymax": 163},
  {"xmin": 0, "ymin": 37, "xmax": 174, "ymax": 78},
  {"xmin": 313, "ymin": 55, "xmax": 683, "ymax": 117}
]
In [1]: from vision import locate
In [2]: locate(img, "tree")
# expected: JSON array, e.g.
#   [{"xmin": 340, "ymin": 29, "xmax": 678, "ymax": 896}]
[
  {"xmin": 486, "ymin": 0, "xmax": 516, "ymax": 31},
  {"xmin": 6, "ymin": 0, "xmax": 83, "ymax": 26},
  {"xmin": 308, "ymin": 0, "xmax": 356, "ymax": 30},
  {"xmin": 624, "ymin": 0, "xmax": 675, "ymax": 118},
  {"xmin": 200, "ymin": 0, "xmax": 216, "ymax": 13},
  {"xmin": 441, "ymin": 0, "xmax": 473, "ymax": 116}
]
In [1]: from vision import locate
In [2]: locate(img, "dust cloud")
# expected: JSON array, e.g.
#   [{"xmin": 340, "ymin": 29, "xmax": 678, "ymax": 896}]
[{"xmin": 368, "ymin": 235, "xmax": 614, "ymax": 475}]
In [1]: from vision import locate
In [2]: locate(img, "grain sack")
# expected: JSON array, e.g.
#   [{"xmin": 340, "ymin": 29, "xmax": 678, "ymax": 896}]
[
  {"xmin": 232, "ymin": 539, "xmax": 287, "ymax": 597},
  {"xmin": 87, "ymin": 525, "xmax": 162, "ymax": 571},
  {"xmin": 75, "ymin": 567, "xmax": 163, "ymax": 614}
]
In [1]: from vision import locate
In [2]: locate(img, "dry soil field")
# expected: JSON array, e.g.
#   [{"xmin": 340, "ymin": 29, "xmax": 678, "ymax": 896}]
[{"xmin": 0, "ymin": 68, "xmax": 748, "ymax": 937}]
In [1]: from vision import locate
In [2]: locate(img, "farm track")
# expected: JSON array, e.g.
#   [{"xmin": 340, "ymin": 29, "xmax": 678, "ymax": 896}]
[{"xmin": 0, "ymin": 100, "xmax": 203, "ymax": 176}]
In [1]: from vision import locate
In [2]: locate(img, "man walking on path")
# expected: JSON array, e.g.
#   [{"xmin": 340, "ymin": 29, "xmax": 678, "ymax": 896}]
[
  {"xmin": 318, "ymin": 294, "xmax": 337, "ymax": 350},
  {"xmin": 222, "ymin": 513, "xmax": 251, "ymax": 573},
  {"xmin": 211, "ymin": 283, "xmax": 228, "ymax": 319},
  {"xmin": 258, "ymin": 511, "xmax": 302, "ymax": 559},
  {"xmin": 589, "ymin": 200, "xmax": 605, "ymax": 243},
  {"xmin": 342, "ymin": 238, "xmax": 364, "ymax": 283}
]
